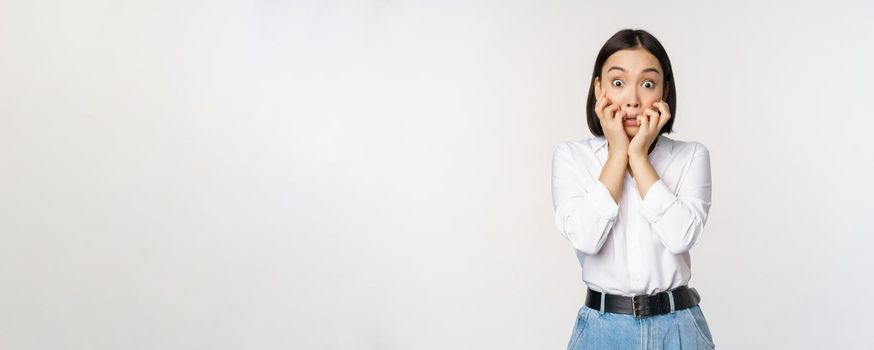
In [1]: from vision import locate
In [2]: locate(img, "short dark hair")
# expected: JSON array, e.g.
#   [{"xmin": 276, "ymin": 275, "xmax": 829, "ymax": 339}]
[{"xmin": 586, "ymin": 29, "xmax": 677, "ymax": 137}]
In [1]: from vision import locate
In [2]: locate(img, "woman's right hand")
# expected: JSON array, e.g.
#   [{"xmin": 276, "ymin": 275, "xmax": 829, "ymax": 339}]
[{"xmin": 594, "ymin": 84, "xmax": 629, "ymax": 157}]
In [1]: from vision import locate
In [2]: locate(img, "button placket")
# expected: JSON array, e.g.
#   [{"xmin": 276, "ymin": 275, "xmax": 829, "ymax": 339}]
[{"xmin": 626, "ymin": 177, "xmax": 643, "ymax": 285}]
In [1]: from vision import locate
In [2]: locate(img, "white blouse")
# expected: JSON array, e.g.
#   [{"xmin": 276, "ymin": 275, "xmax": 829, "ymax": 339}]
[{"xmin": 551, "ymin": 134, "xmax": 712, "ymax": 296}]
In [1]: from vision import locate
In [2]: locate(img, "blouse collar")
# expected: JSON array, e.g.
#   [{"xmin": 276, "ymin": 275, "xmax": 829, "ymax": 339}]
[{"xmin": 589, "ymin": 134, "xmax": 674, "ymax": 157}]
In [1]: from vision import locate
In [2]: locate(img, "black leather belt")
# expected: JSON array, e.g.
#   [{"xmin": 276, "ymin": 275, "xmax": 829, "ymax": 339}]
[{"xmin": 585, "ymin": 285, "xmax": 701, "ymax": 319}]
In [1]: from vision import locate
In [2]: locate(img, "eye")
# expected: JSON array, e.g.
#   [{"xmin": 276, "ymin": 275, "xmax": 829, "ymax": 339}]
[
  {"xmin": 611, "ymin": 79, "xmax": 623, "ymax": 87},
  {"xmin": 642, "ymin": 80, "xmax": 655, "ymax": 89}
]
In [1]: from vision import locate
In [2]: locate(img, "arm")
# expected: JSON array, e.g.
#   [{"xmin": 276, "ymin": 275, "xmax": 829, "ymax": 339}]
[
  {"xmin": 629, "ymin": 153, "xmax": 660, "ymax": 199},
  {"xmin": 551, "ymin": 143, "xmax": 624, "ymax": 255},
  {"xmin": 631, "ymin": 142, "xmax": 713, "ymax": 254},
  {"xmin": 600, "ymin": 145, "xmax": 630, "ymax": 204}
]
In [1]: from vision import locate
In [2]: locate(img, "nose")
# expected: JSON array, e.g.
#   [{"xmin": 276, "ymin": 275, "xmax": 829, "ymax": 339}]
[{"xmin": 623, "ymin": 87, "xmax": 642, "ymax": 109}]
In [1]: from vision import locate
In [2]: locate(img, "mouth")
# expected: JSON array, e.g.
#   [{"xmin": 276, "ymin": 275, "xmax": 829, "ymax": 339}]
[
  {"xmin": 623, "ymin": 114, "xmax": 640, "ymax": 126},
  {"xmin": 622, "ymin": 111, "xmax": 640, "ymax": 120}
]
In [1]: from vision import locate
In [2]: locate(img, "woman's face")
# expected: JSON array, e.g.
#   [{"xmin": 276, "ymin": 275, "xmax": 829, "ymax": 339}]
[{"xmin": 594, "ymin": 48, "xmax": 667, "ymax": 139}]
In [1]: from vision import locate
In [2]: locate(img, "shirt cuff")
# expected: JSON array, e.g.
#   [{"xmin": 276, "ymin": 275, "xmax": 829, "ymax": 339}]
[
  {"xmin": 639, "ymin": 179, "xmax": 678, "ymax": 223},
  {"xmin": 589, "ymin": 180, "xmax": 619, "ymax": 219}
]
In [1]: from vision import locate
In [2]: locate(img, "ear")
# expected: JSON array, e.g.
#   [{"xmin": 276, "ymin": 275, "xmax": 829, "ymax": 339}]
[{"xmin": 594, "ymin": 77, "xmax": 601, "ymax": 96}]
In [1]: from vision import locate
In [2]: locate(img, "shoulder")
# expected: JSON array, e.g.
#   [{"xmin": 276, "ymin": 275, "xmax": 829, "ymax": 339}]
[
  {"xmin": 662, "ymin": 135, "xmax": 709, "ymax": 158},
  {"xmin": 552, "ymin": 136, "xmax": 605, "ymax": 157}
]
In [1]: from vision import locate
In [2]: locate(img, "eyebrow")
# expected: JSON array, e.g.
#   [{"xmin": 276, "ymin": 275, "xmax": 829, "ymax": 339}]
[{"xmin": 606, "ymin": 66, "xmax": 662, "ymax": 75}]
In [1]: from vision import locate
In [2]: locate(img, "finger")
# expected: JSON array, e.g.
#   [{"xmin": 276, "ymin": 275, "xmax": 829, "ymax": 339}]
[
  {"xmin": 604, "ymin": 104, "xmax": 619, "ymax": 119},
  {"xmin": 615, "ymin": 110, "xmax": 626, "ymax": 124},
  {"xmin": 657, "ymin": 111, "xmax": 670, "ymax": 130},
  {"xmin": 643, "ymin": 108, "xmax": 660, "ymax": 130},
  {"xmin": 609, "ymin": 111, "xmax": 621, "ymax": 128},
  {"xmin": 635, "ymin": 115, "xmax": 644, "ymax": 131},
  {"xmin": 653, "ymin": 101, "xmax": 671, "ymax": 119},
  {"xmin": 597, "ymin": 89, "xmax": 608, "ymax": 108},
  {"xmin": 637, "ymin": 114, "xmax": 652, "ymax": 131},
  {"xmin": 651, "ymin": 101, "xmax": 671, "ymax": 129},
  {"xmin": 594, "ymin": 90, "xmax": 609, "ymax": 119},
  {"xmin": 595, "ymin": 94, "xmax": 607, "ymax": 117}
]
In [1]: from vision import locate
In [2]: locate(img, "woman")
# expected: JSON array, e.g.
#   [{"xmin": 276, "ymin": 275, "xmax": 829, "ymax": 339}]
[{"xmin": 551, "ymin": 29, "xmax": 716, "ymax": 349}]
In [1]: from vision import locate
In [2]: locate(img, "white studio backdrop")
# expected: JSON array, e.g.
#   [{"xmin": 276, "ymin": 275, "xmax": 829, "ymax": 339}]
[{"xmin": 1, "ymin": 0, "xmax": 873, "ymax": 349}]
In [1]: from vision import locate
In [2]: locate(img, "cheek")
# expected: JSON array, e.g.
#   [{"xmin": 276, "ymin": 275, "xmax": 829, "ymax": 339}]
[
  {"xmin": 606, "ymin": 83, "xmax": 625, "ymax": 93},
  {"xmin": 644, "ymin": 91, "xmax": 663, "ymax": 108},
  {"xmin": 603, "ymin": 86, "xmax": 616, "ymax": 100},
  {"xmin": 645, "ymin": 98, "xmax": 659, "ymax": 108},
  {"xmin": 606, "ymin": 88, "xmax": 626, "ymax": 103}
]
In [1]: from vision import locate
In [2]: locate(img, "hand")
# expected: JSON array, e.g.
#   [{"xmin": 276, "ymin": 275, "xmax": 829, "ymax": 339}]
[
  {"xmin": 628, "ymin": 100, "xmax": 672, "ymax": 158},
  {"xmin": 594, "ymin": 84, "xmax": 629, "ymax": 156}
]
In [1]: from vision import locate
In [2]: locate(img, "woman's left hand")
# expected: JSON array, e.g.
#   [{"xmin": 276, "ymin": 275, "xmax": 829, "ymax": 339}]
[{"xmin": 629, "ymin": 100, "xmax": 672, "ymax": 158}]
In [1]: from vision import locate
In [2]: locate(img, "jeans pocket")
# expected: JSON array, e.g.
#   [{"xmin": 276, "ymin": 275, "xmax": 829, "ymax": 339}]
[
  {"xmin": 567, "ymin": 306, "xmax": 593, "ymax": 350},
  {"xmin": 684, "ymin": 305, "xmax": 715, "ymax": 348}
]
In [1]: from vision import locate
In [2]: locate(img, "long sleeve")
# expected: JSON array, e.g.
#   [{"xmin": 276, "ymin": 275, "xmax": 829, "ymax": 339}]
[
  {"xmin": 639, "ymin": 142, "xmax": 712, "ymax": 254},
  {"xmin": 551, "ymin": 142, "xmax": 620, "ymax": 255}
]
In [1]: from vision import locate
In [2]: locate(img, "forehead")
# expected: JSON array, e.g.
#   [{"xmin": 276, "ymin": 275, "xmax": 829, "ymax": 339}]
[{"xmin": 602, "ymin": 48, "xmax": 661, "ymax": 74}]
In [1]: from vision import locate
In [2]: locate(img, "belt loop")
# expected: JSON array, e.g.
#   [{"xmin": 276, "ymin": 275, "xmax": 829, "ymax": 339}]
[
  {"xmin": 667, "ymin": 290, "xmax": 675, "ymax": 313},
  {"xmin": 599, "ymin": 292, "xmax": 606, "ymax": 314}
]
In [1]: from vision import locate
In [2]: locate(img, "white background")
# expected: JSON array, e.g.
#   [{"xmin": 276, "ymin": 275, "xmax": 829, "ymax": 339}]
[{"xmin": 2, "ymin": 0, "xmax": 873, "ymax": 349}]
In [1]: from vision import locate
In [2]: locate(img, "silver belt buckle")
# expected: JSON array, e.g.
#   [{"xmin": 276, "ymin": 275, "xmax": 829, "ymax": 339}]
[{"xmin": 631, "ymin": 295, "xmax": 642, "ymax": 319}]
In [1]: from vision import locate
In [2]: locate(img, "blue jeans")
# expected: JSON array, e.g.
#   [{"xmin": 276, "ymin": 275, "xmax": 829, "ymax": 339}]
[{"xmin": 567, "ymin": 304, "xmax": 716, "ymax": 349}]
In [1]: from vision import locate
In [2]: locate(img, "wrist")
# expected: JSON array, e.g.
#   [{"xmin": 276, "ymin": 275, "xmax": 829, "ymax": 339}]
[
  {"xmin": 628, "ymin": 153, "xmax": 649, "ymax": 165},
  {"xmin": 607, "ymin": 150, "xmax": 629, "ymax": 162},
  {"xmin": 606, "ymin": 142, "xmax": 628, "ymax": 158}
]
